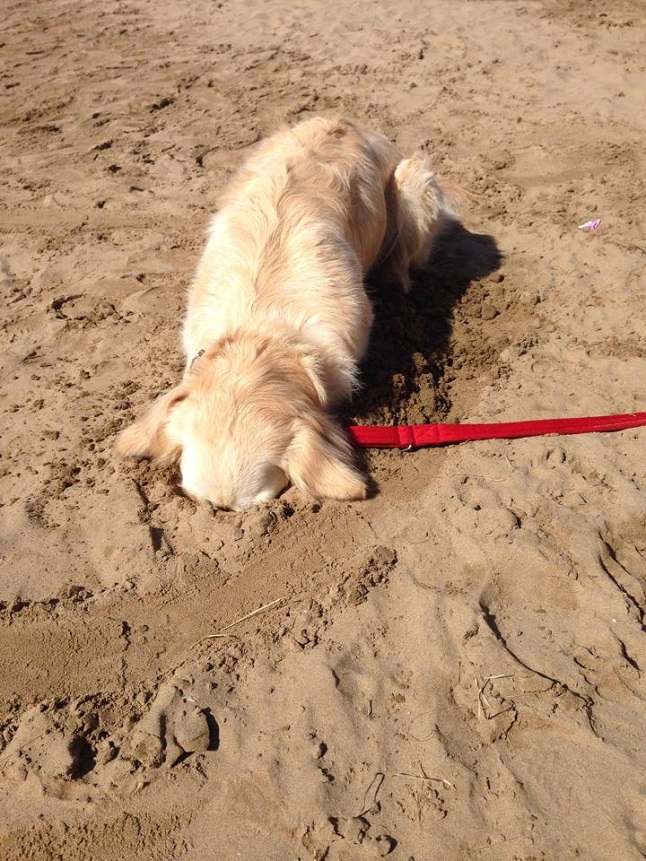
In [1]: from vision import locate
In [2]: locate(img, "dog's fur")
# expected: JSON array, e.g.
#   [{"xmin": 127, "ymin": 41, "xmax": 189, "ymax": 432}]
[{"xmin": 116, "ymin": 116, "xmax": 455, "ymax": 509}]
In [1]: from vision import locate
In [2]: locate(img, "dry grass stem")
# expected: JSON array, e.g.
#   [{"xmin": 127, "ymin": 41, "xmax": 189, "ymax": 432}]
[
  {"xmin": 477, "ymin": 674, "xmax": 515, "ymax": 720},
  {"xmin": 407, "ymin": 710, "xmax": 436, "ymax": 742},
  {"xmin": 194, "ymin": 597, "xmax": 287, "ymax": 646},
  {"xmin": 358, "ymin": 771, "xmax": 385, "ymax": 817},
  {"xmin": 394, "ymin": 761, "xmax": 456, "ymax": 791}
]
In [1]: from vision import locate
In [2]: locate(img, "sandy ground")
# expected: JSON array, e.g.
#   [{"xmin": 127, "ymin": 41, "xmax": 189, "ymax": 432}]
[{"xmin": 1, "ymin": 0, "xmax": 645, "ymax": 858}]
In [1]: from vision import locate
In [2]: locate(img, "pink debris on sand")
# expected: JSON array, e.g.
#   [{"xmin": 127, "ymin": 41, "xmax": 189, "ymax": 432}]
[{"xmin": 578, "ymin": 218, "xmax": 602, "ymax": 231}]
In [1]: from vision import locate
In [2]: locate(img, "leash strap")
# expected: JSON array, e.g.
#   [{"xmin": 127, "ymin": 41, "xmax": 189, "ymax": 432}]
[{"xmin": 347, "ymin": 412, "xmax": 646, "ymax": 449}]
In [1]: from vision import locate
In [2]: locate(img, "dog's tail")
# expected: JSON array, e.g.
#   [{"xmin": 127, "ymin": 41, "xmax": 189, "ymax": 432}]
[{"xmin": 381, "ymin": 155, "xmax": 473, "ymax": 290}]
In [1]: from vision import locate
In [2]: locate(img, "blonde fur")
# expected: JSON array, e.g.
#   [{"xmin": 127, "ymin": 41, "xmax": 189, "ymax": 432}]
[{"xmin": 116, "ymin": 117, "xmax": 455, "ymax": 509}]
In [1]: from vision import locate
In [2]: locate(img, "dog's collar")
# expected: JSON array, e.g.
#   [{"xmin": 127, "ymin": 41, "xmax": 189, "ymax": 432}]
[{"xmin": 190, "ymin": 348, "xmax": 206, "ymax": 368}]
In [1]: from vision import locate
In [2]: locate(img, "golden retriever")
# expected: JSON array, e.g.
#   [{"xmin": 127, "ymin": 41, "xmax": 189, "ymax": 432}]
[{"xmin": 116, "ymin": 116, "xmax": 455, "ymax": 509}]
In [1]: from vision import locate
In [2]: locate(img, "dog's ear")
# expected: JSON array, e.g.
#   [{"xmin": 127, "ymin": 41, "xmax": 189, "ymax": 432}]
[
  {"xmin": 115, "ymin": 384, "xmax": 189, "ymax": 465},
  {"xmin": 287, "ymin": 414, "xmax": 367, "ymax": 501}
]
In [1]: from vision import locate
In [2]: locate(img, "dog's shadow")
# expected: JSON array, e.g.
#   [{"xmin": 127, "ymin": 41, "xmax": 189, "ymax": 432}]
[{"xmin": 345, "ymin": 222, "xmax": 503, "ymax": 428}]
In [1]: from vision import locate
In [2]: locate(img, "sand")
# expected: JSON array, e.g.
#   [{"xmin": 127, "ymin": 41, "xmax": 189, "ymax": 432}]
[{"xmin": 1, "ymin": 0, "xmax": 645, "ymax": 858}]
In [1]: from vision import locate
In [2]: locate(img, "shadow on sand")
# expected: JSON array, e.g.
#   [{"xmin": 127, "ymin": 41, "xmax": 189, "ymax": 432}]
[{"xmin": 347, "ymin": 221, "xmax": 503, "ymax": 427}]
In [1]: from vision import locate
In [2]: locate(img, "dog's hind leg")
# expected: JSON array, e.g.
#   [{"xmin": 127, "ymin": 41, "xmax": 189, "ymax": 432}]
[{"xmin": 379, "ymin": 155, "xmax": 459, "ymax": 291}]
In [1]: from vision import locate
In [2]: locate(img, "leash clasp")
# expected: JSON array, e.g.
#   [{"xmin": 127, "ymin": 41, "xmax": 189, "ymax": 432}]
[{"xmin": 190, "ymin": 348, "xmax": 206, "ymax": 369}]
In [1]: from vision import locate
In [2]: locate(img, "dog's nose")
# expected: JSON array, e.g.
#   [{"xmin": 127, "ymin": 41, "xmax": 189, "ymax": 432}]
[{"xmin": 177, "ymin": 483, "xmax": 233, "ymax": 512}]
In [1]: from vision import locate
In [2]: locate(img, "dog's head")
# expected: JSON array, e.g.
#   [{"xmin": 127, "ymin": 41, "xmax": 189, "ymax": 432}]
[{"xmin": 115, "ymin": 335, "xmax": 367, "ymax": 510}]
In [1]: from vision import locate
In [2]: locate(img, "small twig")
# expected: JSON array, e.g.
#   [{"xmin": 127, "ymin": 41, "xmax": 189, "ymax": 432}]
[
  {"xmin": 407, "ymin": 711, "xmax": 436, "ymax": 742},
  {"xmin": 458, "ymin": 473, "xmax": 507, "ymax": 483},
  {"xmin": 419, "ymin": 760, "xmax": 456, "ymax": 790},
  {"xmin": 358, "ymin": 771, "xmax": 385, "ymax": 817},
  {"xmin": 193, "ymin": 597, "xmax": 286, "ymax": 646},
  {"xmin": 393, "ymin": 771, "xmax": 456, "ymax": 791},
  {"xmin": 477, "ymin": 674, "xmax": 514, "ymax": 720}
]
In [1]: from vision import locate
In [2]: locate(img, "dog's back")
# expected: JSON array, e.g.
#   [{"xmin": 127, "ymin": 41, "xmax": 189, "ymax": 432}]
[{"xmin": 182, "ymin": 117, "xmax": 400, "ymax": 366}]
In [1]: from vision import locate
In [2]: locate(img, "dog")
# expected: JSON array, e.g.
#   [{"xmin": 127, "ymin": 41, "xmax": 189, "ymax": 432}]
[{"xmin": 116, "ymin": 116, "xmax": 456, "ymax": 510}]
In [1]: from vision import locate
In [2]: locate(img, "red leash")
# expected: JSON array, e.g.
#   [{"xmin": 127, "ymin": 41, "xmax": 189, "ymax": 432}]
[{"xmin": 347, "ymin": 412, "xmax": 646, "ymax": 449}]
